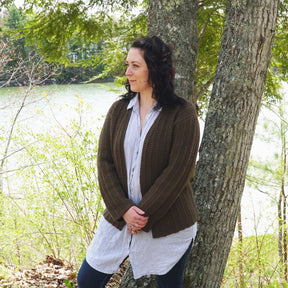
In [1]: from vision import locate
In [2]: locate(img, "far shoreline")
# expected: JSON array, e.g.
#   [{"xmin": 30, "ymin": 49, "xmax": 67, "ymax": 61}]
[{"xmin": 0, "ymin": 76, "xmax": 115, "ymax": 89}]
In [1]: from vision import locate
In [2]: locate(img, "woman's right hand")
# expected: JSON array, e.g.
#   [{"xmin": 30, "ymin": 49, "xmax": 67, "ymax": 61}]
[{"xmin": 123, "ymin": 206, "xmax": 149, "ymax": 235}]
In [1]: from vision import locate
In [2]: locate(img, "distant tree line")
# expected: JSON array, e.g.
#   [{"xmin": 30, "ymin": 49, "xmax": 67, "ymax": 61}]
[{"xmin": 0, "ymin": 4, "xmax": 109, "ymax": 87}]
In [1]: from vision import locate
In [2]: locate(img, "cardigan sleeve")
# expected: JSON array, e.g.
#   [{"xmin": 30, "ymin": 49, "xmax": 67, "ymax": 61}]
[
  {"xmin": 97, "ymin": 101, "xmax": 134, "ymax": 222},
  {"xmin": 137, "ymin": 104, "xmax": 200, "ymax": 229}
]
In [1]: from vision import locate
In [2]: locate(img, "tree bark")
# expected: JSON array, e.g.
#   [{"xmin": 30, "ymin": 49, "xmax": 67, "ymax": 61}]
[
  {"xmin": 186, "ymin": 0, "xmax": 279, "ymax": 287},
  {"xmin": 147, "ymin": 0, "xmax": 198, "ymax": 104}
]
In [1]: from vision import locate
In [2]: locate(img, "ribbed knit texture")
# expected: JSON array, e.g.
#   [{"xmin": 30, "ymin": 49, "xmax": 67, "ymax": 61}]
[{"xmin": 97, "ymin": 97, "xmax": 200, "ymax": 238}]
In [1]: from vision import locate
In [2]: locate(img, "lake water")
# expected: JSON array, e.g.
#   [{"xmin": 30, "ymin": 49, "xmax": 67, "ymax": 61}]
[
  {"xmin": 0, "ymin": 82, "xmax": 121, "ymax": 131},
  {"xmin": 0, "ymin": 82, "xmax": 281, "ymax": 237}
]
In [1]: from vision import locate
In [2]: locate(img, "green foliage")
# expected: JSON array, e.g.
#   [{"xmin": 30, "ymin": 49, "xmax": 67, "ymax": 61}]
[
  {"xmin": 23, "ymin": 2, "xmax": 103, "ymax": 64},
  {"xmin": 0, "ymin": 97, "xmax": 104, "ymax": 267},
  {"xmin": 4, "ymin": 0, "xmax": 288, "ymax": 107},
  {"xmin": 196, "ymin": 1, "xmax": 226, "ymax": 110},
  {"xmin": 196, "ymin": 0, "xmax": 288, "ymax": 110},
  {"xmin": 64, "ymin": 279, "xmax": 76, "ymax": 288},
  {"xmin": 0, "ymin": 5, "xmax": 27, "ymax": 75},
  {"xmin": 246, "ymin": 95, "xmax": 288, "ymax": 198},
  {"xmin": 223, "ymin": 234, "xmax": 286, "ymax": 287},
  {"xmin": 4, "ymin": 4, "xmax": 26, "ymax": 29},
  {"xmin": 93, "ymin": 10, "xmax": 148, "ymax": 80},
  {"xmin": 262, "ymin": 1, "xmax": 288, "ymax": 105},
  {"xmin": 244, "ymin": 94, "xmax": 288, "ymax": 286},
  {"xmin": 0, "ymin": 6, "xmax": 60, "ymax": 87},
  {"xmin": 23, "ymin": 0, "xmax": 147, "ymax": 68},
  {"xmin": 0, "ymin": 1, "xmax": 147, "ymax": 83},
  {"xmin": 0, "ymin": 5, "xmax": 107, "ymax": 85},
  {"xmin": 0, "ymin": 0, "xmax": 12, "ymax": 10}
]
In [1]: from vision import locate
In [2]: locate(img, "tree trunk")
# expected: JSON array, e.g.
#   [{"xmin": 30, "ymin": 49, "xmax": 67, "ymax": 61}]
[
  {"xmin": 147, "ymin": 0, "xmax": 198, "ymax": 104},
  {"xmin": 185, "ymin": 1, "xmax": 278, "ymax": 287}
]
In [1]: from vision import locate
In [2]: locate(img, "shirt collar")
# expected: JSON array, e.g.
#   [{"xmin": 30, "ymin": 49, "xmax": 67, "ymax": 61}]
[{"xmin": 127, "ymin": 94, "xmax": 139, "ymax": 111}]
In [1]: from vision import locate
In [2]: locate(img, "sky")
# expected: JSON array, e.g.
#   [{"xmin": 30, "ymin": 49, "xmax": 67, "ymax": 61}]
[{"xmin": 14, "ymin": 0, "xmax": 24, "ymax": 7}]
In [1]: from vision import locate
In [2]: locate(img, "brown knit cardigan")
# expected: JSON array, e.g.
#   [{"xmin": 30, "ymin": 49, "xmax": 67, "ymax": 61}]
[{"xmin": 97, "ymin": 97, "xmax": 200, "ymax": 238}]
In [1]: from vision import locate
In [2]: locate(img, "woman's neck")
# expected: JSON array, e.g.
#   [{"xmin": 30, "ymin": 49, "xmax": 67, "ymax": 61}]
[
  {"xmin": 138, "ymin": 92, "xmax": 156, "ymax": 133},
  {"xmin": 139, "ymin": 92, "xmax": 156, "ymax": 110}
]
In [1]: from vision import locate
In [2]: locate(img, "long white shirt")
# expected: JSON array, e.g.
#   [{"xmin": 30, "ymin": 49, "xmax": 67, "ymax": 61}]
[{"xmin": 86, "ymin": 95, "xmax": 197, "ymax": 279}]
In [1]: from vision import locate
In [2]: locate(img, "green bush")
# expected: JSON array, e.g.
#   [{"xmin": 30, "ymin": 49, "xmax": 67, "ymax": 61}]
[
  {"xmin": 0, "ymin": 104, "xmax": 104, "ymax": 268},
  {"xmin": 223, "ymin": 234, "xmax": 286, "ymax": 287}
]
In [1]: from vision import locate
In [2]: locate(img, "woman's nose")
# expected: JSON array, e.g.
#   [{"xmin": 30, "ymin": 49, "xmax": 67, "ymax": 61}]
[{"xmin": 125, "ymin": 66, "xmax": 132, "ymax": 76}]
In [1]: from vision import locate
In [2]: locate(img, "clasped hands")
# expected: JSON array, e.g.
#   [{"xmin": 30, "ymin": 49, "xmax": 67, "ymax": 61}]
[{"xmin": 123, "ymin": 206, "xmax": 149, "ymax": 235}]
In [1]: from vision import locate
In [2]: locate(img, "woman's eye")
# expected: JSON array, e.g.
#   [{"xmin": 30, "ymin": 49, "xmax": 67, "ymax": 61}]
[{"xmin": 125, "ymin": 63, "xmax": 139, "ymax": 69}]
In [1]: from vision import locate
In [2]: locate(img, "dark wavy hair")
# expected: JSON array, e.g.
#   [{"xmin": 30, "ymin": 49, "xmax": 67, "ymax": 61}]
[{"xmin": 122, "ymin": 36, "xmax": 185, "ymax": 109}]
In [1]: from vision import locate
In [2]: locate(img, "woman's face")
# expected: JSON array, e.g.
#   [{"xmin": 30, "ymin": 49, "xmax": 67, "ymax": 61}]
[{"xmin": 125, "ymin": 48, "xmax": 153, "ymax": 96}]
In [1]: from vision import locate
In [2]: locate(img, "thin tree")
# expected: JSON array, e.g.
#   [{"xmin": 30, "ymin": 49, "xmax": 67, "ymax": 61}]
[
  {"xmin": 277, "ymin": 99, "xmax": 288, "ymax": 284},
  {"xmin": 0, "ymin": 39, "xmax": 59, "ymax": 194},
  {"xmin": 237, "ymin": 207, "xmax": 244, "ymax": 287}
]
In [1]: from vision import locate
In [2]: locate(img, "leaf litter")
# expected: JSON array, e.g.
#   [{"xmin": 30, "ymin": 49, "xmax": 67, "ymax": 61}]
[{"xmin": 0, "ymin": 255, "xmax": 127, "ymax": 288}]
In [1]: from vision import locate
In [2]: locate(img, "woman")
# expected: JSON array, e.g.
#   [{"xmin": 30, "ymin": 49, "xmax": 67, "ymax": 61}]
[{"xmin": 77, "ymin": 36, "xmax": 200, "ymax": 288}]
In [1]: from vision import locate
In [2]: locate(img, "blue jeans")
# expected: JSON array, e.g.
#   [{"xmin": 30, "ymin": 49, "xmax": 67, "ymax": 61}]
[
  {"xmin": 77, "ymin": 260, "xmax": 113, "ymax": 288},
  {"xmin": 77, "ymin": 239, "xmax": 193, "ymax": 288}
]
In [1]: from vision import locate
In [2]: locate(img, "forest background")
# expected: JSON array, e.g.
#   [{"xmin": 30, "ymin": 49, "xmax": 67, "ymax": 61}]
[{"xmin": 0, "ymin": 0, "xmax": 288, "ymax": 287}]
